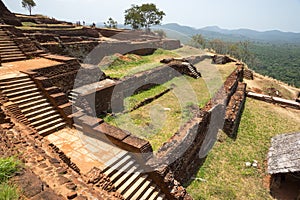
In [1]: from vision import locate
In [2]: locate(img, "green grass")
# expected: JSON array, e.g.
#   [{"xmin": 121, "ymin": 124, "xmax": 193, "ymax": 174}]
[
  {"xmin": 103, "ymin": 46, "xmax": 239, "ymax": 151},
  {"xmin": 0, "ymin": 157, "xmax": 22, "ymax": 200},
  {"xmin": 0, "ymin": 157, "xmax": 22, "ymax": 183},
  {"xmin": 21, "ymin": 22, "xmax": 38, "ymax": 27},
  {"xmin": 124, "ymin": 84, "xmax": 170, "ymax": 111},
  {"xmin": 105, "ymin": 75, "xmax": 211, "ymax": 151},
  {"xmin": 102, "ymin": 49, "xmax": 179, "ymax": 79},
  {"xmin": 0, "ymin": 183, "xmax": 19, "ymax": 200},
  {"xmin": 186, "ymin": 99, "xmax": 300, "ymax": 200}
]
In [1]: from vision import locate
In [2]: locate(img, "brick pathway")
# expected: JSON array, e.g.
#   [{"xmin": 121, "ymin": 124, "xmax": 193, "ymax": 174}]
[{"xmin": 47, "ymin": 127, "xmax": 126, "ymax": 174}]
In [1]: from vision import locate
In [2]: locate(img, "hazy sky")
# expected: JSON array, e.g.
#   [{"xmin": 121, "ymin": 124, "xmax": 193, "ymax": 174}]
[{"xmin": 3, "ymin": 0, "xmax": 300, "ymax": 32}]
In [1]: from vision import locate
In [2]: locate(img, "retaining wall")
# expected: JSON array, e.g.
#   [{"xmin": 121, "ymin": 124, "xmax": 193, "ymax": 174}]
[
  {"xmin": 223, "ymin": 82, "xmax": 247, "ymax": 138},
  {"xmin": 145, "ymin": 64, "xmax": 245, "ymax": 190},
  {"xmin": 79, "ymin": 62, "xmax": 201, "ymax": 115}
]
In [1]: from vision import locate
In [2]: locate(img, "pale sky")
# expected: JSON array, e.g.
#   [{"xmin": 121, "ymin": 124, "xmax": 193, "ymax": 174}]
[{"xmin": 3, "ymin": 0, "xmax": 300, "ymax": 32}]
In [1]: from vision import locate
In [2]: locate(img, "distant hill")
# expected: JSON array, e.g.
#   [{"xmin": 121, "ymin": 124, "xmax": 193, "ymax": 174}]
[{"xmin": 155, "ymin": 23, "xmax": 300, "ymax": 44}]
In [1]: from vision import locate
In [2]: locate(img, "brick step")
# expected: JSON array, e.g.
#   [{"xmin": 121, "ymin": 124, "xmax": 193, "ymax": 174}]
[
  {"xmin": 69, "ymin": 91, "xmax": 79, "ymax": 96},
  {"xmin": 31, "ymin": 114, "xmax": 61, "ymax": 127},
  {"xmin": 13, "ymin": 95, "xmax": 44, "ymax": 105},
  {"xmin": 38, "ymin": 121, "xmax": 66, "ymax": 136},
  {"xmin": 0, "ymin": 50, "xmax": 23, "ymax": 55},
  {"xmin": 117, "ymin": 170, "xmax": 143, "ymax": 194},
  {"xmin": 109, "ymin": 160, "xmax": 136, "ymax": 183},
  {"xmin": 148, "ymin": 189, "xmax": 161, "ymax": 200},
  {"xmin": 139, "ymin": 184, "xmax": 155, "ymax": 200},
  {"xmin": 4, "ymin": 87, "xmax": 38, "ymax": 98},
  {"xmin": 0, "ymin": 40, "xmax": 15, "ymax": 44},
  {"xmin": 113, "ymin": 165, "xmax": 140, "ymax": 189},
  {"xmin": 21, "ymin": 102, "xmax": 52, "ymax": 115},
  {"xmin": 103, "ymin": 151, "xmax": 128, "ymax": 170},
  {"xmin": 1, "ymin": 53, "xmax": 26, "ymax": 59},
  {"xmin": 0, "ymin": 45, "xmax": 20, "ymax": 50},
  {"xmin": 68, "ymin": 95, "xmax": 77, "ymax": 101},
  {"xmin": 131, "ymin": 179, "xmax": 152, "ymax": 200},
  {"xmin": 157, "ymin": 194, "xmax": 165, "ymax": 200},
  {"xmin": 1, "ymin": 56, "xmax": 27, "ymax": 63},
  {"xmin": 0, "ymin": 75, "xmax": 29, "ymax": 84},
  {"xmin": 27, "ymin": 110, "xmax": 58, "ymax": 123},
  {"xmin": 0, "ymin": 48, "xmax": 23, "ymax": 53},
  {"xmin": 1, "ymin": 83, "xmax": 36, "ymax": 93},
  {"xmin": 0, "ymin": 79, "xmax": 31, "ymax": 88},
  {"xmin": 0, "ymin": 42, "xmax": 16, "ymax": 46},
  {"xmin": 103, "ymin": 155, "xmax": 132, "ymax": 176},
  {"xmin": 122, "ymin": 174, "xmax": 148, "ymax": 199},
  {"xmin": 18, "ymin": 98, "xmax": 48, "ymax": 110},
  {"xmin": 24, "ymin": 106, "xmax": 53, "ymax": 119},
  {"xmin": 0, "ymin": 37, "xmax": 12, "ymax": 41},
  {"xmin": 10, "ymin": 91, "xmax": 41, "ymax": 102},
  {"xmin": 35, "ymin": 118, "xmax": 65, "ymax": 132}
]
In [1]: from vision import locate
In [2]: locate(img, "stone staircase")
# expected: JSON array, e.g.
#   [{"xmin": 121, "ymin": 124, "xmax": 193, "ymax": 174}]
[
  {"xmin": 0, "ymin": 74, "xmax": 66, "ymax": 136},
  {"xmin": 186, "ymin": 63, "xmax": 201, "ymax": 79},
  {"xmin": 68, "ymin": 90, "xmax": 79, "ymax": 104},
  {"xmin": 0, "ymin": 27, "xmax": 27, "ymax": 63},
  {"xmin": 103, "ymin": 151, "xmax": 165, "ymax": 200}
]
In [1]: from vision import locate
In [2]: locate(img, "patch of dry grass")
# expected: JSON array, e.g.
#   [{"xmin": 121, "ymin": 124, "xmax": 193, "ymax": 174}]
[{"xmin": 102, "ymin": 49, "xmax": 179, "ymax": 79}]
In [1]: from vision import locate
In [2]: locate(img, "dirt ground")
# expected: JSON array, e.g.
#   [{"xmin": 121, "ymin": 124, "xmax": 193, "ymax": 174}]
[{"xmin": 245, "ymin": 72, "xmax": 300, "ymax": 100}]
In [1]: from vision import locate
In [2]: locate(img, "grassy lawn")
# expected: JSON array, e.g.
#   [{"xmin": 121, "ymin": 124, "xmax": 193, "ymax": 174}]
[
  {"xmin": 102, "ymin": 49, "xmax": 179, "ymax": 79},
  {"xmin": 105, "ymin": 75, "xmax": 211, "ymax": 151},
  {"xmin": 103, "ymin": 47, "xmax": 239, "ymax": 151},
  {"xmin": 0, "ymin": 157, "xmax": 22, "ymax": 200},
  {"xmin": 186, "ymin": 99, "xmax": 300, "ymax": 200}
]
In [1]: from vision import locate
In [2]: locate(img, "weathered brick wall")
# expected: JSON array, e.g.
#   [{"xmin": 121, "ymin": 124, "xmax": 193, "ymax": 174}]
[
  {"xmin": 148, "ymin": 111, "xmax": 211, "ymax": 184},
  {"xmin": 0, "ymin": 103, "xmax": 122, "ymax": 199},
  {"xmin": 2, "ymin": 26, "xmax": 43, "ymax": 57},
  {"xmin": 73, "ymin": 114, "xmax": 153, "ymax": 163},
  {"xmin": 223, "ymin": 82, "xmax": 247, "ymax": 138},
  {"xmin": 85, "ymin": 40, "xmax": 181, "ymax": 65},
  {"xmin": 80, "ymin": 63, "xmax": 199, "ymax": 115},
  {"xmin": 244, "ymin": 69, "xmax": 254, "ymax": 80},
  {"xmin": 21, "ymin": 27, "xmax": 100, "ymax": 38},
  {"xmin": 146, "ymin": 64, "xmax": 246, "ymax": 189},
  {"xmin": 0, "ymin": 0, "xmax": 21, "ymax": 26},
  {"xmin": 41, "ymin": 41, "xmax": 99, "ymax": 61}
]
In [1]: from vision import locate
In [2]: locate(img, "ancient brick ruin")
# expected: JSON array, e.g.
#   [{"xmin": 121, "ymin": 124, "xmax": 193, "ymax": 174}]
[{"xmin": 0, "ymin": 1, "xmax": 252, "ymax": 199}]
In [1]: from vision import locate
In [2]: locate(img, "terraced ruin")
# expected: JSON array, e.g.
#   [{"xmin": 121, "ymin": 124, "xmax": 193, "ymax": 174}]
[{"xmin": 1, "ymin": 1, "xmax": 300, "ymax": 200}]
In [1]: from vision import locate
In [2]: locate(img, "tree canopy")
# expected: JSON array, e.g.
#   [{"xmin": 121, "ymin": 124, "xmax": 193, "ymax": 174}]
[
  {"xmin": 22, "ymin": 0, "xmax": 36, "ymax": 15},
  {"xmin": 104, "ymin": 17, "xmax": 117, "ymax": 29},
  {"xmin": 190, "ymin": 34, "xmax": 206, "ymax": 49},
  {"xmin": 124, "ymin": 3, "xmax": 165, "ymax": 31}
]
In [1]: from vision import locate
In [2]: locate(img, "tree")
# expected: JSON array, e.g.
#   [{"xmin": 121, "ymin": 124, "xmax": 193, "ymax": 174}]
[
  {"xmin": 208, "ymin": 39, "xmax": 227, "ymax": 54},
  {"xmin": 190, "ymin": 34, "xmax": 206, "ymax": 49},
  {"xmin": 154, "ymin": 29, "xmax": 166, "ymax": 38},
  {"xmin": 124, "ymin": 3, "xmax": 165, "ymax": 31},
  {"xmin": 104, "ymin": 17, "xmax": 118, "ymax": 29},
  {"xmin": 22, "ymin": 0, "xmax": 36, "ymax": 15}
]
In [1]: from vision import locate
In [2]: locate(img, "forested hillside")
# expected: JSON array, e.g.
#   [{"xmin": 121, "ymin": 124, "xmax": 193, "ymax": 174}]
[
  {"xmin": 249, "ymin": 43, "xmax": 300, "ymax": 88},
  {"xmin": 158, "ymin": 23, "xmax": 300, "ymax": 88}
]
